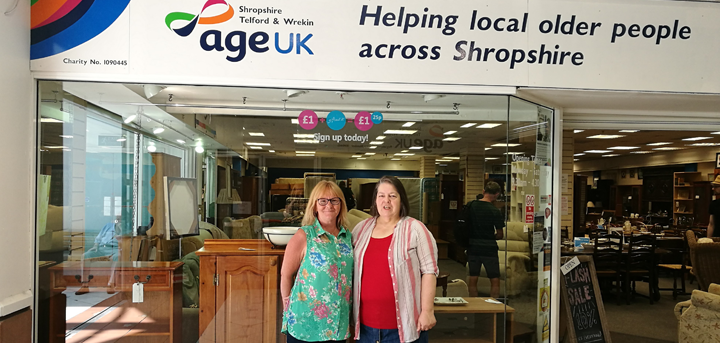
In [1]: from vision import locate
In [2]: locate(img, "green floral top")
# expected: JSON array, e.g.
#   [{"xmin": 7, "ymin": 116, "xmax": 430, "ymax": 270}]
[{"xmin": 282, "ymin": 220, "xmax": 353, "ymax": 341}]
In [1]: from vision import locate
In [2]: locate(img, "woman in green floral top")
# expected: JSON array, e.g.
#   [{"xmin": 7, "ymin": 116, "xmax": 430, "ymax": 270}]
[{"xmin": 281, "ymin": 180, "xmax": 354, "ymax": 343}]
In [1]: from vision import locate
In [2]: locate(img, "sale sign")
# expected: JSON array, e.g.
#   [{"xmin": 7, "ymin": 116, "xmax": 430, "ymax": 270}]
[{"xmin": 526, "ymin": 195, "xmax": 535, "ymax": 224}]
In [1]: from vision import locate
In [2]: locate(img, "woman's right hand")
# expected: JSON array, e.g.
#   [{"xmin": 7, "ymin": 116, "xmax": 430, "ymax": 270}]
[{"xmin": 282, "ymin": 296, "xmax": 290, "ymax": 311}]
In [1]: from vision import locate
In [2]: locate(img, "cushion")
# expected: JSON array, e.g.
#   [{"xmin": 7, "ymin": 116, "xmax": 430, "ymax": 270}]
[
  {"xmin": 347, "ymin": 209, "xmax": 372, "ymax": 232},
  {"xmin": 226, "ymin": 218, "xmax": 253, "ymax": 239}
]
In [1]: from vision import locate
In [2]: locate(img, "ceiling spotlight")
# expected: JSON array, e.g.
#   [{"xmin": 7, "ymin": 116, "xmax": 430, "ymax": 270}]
[
  {"xmin": 153, "ymin": 127, "xmax": 165, "ymax": 134},
  {"xmin": 147, "ymin": 145, "xmax": 157, "ymax": 152},
  {"xmin": 195, "ymin": 146, "xmax": 204, "ymax": 153},
  {"xmin": 285, "ymin": 89, "xmax": 308, "ymax": 98},
  {"xmin": 423, "ymin": 94, "xmax": 445, "ymax": 102},
  {"xmin": 587, "ymin": 135, "xmax": 625, "ymax": 139},
  {"xmin": 177, "ymin": 139, "xmax": 186, "ymax": 144},
  {"xmin": 477, "ymin": 123, "xmax": 501, "ymax": 129},
  {"xmin": 124, "ymin": 114, "xmax": 137, "ymax": 124},
  {"xmin": 143, "ymin": 84, "xmax": 166, "ymax": 99}
]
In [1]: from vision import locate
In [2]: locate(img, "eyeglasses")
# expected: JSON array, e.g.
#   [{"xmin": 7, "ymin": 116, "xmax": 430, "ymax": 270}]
[{"xmin": 317, "ymin": 197, "xmax": 341, "ymax": 206}]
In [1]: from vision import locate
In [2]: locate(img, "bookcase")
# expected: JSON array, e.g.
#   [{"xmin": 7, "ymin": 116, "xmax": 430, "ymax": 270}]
[{"xmin": 673, "ymin": 172, "xmax": 703, "ymax": 226}]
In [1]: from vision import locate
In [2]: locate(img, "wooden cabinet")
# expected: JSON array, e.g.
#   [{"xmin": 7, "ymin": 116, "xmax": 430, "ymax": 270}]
[
  {"xmin": 613, "ymin": 185, "xmax": 642, "ymax": 218},
  {"xmin": 48, "ymin": 262, "xmax": 183, "ymax": 343},
  {"xmin": 693, "ymin": 181, "xmax": 713, "ymax": 226},
  {"xmin": 197, "ymin": 240, "xmax": 284, "ymax": 343}
]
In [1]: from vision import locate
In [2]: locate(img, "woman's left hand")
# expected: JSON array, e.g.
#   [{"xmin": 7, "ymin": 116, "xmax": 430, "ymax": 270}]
[{"xmin": 417, "ymin": 310, "xmax": 436, "ymax": 332}]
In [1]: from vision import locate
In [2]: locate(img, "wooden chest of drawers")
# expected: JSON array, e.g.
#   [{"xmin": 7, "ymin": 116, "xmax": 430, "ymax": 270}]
[{"xmin": 48, "ymin": 262, "xmax": 183, "ymax": 343}]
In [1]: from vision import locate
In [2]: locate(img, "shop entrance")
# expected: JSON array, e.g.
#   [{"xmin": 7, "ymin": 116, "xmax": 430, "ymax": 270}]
[{"xmin": 36, "ymin": 81, "xmax": 555, "ymax": 343}]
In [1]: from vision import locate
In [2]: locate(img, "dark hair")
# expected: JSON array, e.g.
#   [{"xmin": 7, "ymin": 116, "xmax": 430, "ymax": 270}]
[
  {"xmin": 370, "ymin": 176, "xmax": 410, "ymax": 218},
  {"xmin": 338, "ymin": 181, "xmax": 347, "ymax": 188},
  {"xmin": 484, "ymin": 181, "xmax": 501, "ymax": 195}
]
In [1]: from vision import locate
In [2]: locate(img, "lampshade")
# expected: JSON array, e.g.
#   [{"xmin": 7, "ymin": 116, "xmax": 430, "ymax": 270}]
[{"xmin": 586, "ymin": 201, "xmax": 595, "ymax": 207}]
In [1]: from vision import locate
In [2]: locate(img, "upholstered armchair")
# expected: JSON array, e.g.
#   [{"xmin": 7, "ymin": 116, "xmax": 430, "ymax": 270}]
[
  {"xmin": 685, "ymin": 230, "xmax": 720, "ymax": 291},
  {"xmin": 471, "ymin": 221, "xmax": 531, "ymax": 297},
  {"xmin": 675, "ymin": 283, "xmax": 720, "ymax": 343}
]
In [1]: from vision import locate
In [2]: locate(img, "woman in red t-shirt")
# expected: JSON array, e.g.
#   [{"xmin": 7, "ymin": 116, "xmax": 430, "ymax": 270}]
[{"xmin": 351, "ymin": 176, "xmax": 439, "ymax": 343}]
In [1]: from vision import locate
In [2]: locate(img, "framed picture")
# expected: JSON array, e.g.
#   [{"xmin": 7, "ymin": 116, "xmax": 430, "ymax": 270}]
[
  {"xmin": 164, "ymin": 177, "xmax": 199, "ymax": 239},
  {"xmin": 629, "ymin": 169, "xmax": 635, "ymax": 178}
]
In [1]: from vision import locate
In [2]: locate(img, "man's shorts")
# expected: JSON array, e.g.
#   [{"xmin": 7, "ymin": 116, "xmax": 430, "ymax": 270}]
[{"xmin": 467, "ymin": 254, "xmax": 501, "ymax": 279}]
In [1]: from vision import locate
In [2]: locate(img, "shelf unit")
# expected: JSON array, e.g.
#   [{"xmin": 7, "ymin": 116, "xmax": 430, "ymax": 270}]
[{"xmin": 673, "ymin": 172, "xmax": 703, "ymax": 225}]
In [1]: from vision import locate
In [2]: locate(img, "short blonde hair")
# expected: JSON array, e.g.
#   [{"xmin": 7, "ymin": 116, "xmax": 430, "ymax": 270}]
[{"xmin": 301, "ymin": 180, "xmax": 349, "ymax": 229}]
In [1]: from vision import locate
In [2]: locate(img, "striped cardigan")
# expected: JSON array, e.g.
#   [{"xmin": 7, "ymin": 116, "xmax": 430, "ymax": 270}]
[{"xmin": 352, "ymin": 216, "xmax": 439, "ymax": 343}]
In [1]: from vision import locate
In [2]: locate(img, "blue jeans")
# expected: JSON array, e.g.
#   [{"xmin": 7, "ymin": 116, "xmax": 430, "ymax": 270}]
[{"xmin": 356, "ymin": 324, "xmax": 429, "ymax": 343}]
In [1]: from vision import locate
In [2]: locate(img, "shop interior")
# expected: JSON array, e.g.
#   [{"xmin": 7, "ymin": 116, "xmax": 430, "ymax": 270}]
[
  {"xmin": 567, "ymin": 128, "xmax": 720, "ymax": 342},
  {"xmin": 36, "ymin": 81, "xmax": 554, "ymax": 343}
]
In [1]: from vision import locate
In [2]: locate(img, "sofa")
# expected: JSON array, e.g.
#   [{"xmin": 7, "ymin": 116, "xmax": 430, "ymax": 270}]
[
  {"xmin": 39, "ymin": 205, "xmax": 66, "ymax": 252},
  {"xmin": 469, "ymin": 221, "xmax": 532, "ymax": 297},
  {"xmin": 223, "ymin": 209, "xmax": 372, "ymax": 240},
  {"xmin": 675, "ymin": 283, "xmax": 720, "ymax": 342}
]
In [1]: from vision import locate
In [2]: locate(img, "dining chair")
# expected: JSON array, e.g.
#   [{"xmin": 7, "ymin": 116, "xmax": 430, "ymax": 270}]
[
  {"xmin": 593, "ymin": 232, "xmax": 624, "ymax": 305},
  {"xmin": 625, "ymin": 234, "xmax": 657, "ymax": 304},
  {"xmin": 657, "ymin": 230, "xmax": 691, "ymax": 299}
]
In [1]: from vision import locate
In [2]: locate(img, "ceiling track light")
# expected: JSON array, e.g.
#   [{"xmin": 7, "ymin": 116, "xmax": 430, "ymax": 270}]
[
  {"xmin": 423, "ymin": 94, "xmax": 445, "ymax": 102},
  {"xmin": 143, "ymin": 84, "xmax": 167, "ymax": 99},
  {"xmin": 285, "ymin": 89, "xmax": 308, "ymax": 98}
]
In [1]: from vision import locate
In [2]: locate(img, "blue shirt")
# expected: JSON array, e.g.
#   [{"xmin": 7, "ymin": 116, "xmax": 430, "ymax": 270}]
[{"xmin": 94, "ymin": 222, "xmax": 118, "ymax": 245}]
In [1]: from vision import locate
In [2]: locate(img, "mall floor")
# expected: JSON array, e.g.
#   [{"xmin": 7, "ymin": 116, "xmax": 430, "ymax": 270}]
[{"xmin": 437, "ymin": 259, "xmax": 689, "ymax": 343}]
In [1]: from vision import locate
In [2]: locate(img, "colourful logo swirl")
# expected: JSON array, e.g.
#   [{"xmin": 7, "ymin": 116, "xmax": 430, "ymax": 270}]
[
  {"xmin": 31, "ymin": 0, "xmax": 131, "ymax": 60},
  {"xmin": 165, "ymin": 0, "xmax": 234, "ymax": 37}
]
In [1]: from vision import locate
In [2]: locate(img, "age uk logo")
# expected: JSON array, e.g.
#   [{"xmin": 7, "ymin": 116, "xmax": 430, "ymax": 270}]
[
  {"xmin": 165, "ymin": 0, "xmax": 314, "ymax": 62},
  {"xmin": 165, "ymin": 0, "xmax": 234, "ymax": 37}
]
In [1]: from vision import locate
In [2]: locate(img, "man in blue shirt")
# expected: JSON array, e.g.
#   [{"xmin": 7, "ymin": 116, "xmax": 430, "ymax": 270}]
[{"xmin": 84, "ymin": 216, "xmax": 121, "ymax": 261}]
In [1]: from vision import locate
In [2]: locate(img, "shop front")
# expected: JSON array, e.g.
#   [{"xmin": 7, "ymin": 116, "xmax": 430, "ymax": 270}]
[{"xmin": 2, "ymin": 0, "xmax": 720, "ymax": 343}]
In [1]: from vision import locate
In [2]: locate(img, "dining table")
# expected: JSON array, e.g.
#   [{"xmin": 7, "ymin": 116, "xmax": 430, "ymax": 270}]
[{"xmin": 561, "ymin": 235, "xmax": 675, "ymax": 302}]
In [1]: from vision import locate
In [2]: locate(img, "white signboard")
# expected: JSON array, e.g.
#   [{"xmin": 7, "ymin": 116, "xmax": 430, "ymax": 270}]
[{"xmin": 29, "ymin": 0, "xmax": 720, "ymax": 93}]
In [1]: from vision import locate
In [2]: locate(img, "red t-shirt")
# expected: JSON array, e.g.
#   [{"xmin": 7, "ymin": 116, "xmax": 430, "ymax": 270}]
[{"xmin": 360, "ymin": 234, "xmax": 397, "ymax": 329}]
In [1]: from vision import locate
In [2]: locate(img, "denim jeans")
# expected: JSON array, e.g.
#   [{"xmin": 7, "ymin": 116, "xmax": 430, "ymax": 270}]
[{"xmin": 356, "ymin": 324, "xmax": 429, "ymax": 343}]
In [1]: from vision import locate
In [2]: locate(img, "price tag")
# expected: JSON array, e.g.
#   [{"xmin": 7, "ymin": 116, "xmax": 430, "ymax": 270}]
[
  {"xmin": 561, "ymin": 256, "xmax": 581, "ymax": 275},
  {"xmin": 132, "ymin": 282, "xmax": 144, "ymax": 303}
]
